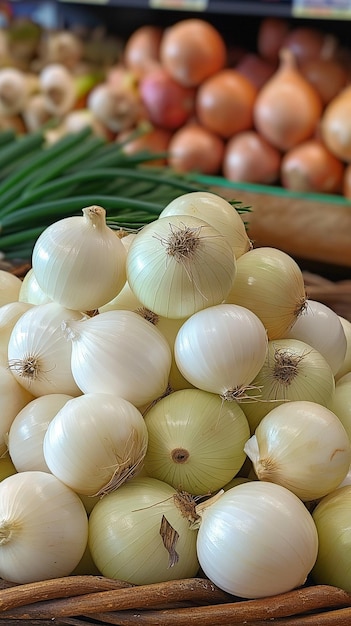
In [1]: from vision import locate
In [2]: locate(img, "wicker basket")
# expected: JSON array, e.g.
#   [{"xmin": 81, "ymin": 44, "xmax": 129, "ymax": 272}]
[{"xmin": 1, "ymin": 574, "xmax": 351, "ymax": 625}]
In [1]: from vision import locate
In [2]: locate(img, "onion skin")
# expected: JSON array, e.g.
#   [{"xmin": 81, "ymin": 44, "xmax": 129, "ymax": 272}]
[
  {"xmin": 196, "ymin": 69, "xmax": 257, "ymax": 139},
  {"xmin": 160, "ymin": 19, "xmax": 227, "ymax": 87},
  {"xmin": 123, "ymin": 25, "xmax": 163, "ymax": 78},
  {"xmin": 223, "ymin": 130, "xmax": 281, "ymax": 184},
  {"xmin": 257, "ymin": 17, "xmax": 291, "ymax": 65},
  {"xmin": 235, "ymin": 53, "xmax": 276, "ymax": 90},
  {"xmin": 253, "ymin": 48, "xmax": 323, "ymax": 151},
  {"xmin": 300, "ymin": 57, "xmax": 348, "ymax": 106},
  {"xmin": 282, "ymin": 26, "xmax": 336, "ymax": 65},
  {"xmin": 342, "ymin": 163, "xmax": 351, "ymax": 199},
  {"xmin": 118, "ymin": 125, "xmax": 172, "ymax": 166},
  {"xmin": 168, "ymin": 123, "xmax": 225, "ymax": 175},
  {"xmin": 139, "ymin": 67, "xmax": 195, "ymax": 130},
  {"xmin": 321, "ymin": 85, "xmax": 351, "ymax": 162},
  {"xmin": 281, "ymin": 139, "xmax": 344, "ymax": 194}
]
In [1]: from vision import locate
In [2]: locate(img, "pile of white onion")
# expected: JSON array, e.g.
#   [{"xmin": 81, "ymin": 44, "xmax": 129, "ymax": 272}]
[{"xmin": 0, "ymin": 192, "xmax": 350, "ymax": 599}]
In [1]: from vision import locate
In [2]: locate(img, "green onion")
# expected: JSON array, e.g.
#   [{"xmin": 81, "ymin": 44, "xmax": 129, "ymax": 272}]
[{"xmin": 0, "ymin": 128, "xmax": 247, "ymax": 259}]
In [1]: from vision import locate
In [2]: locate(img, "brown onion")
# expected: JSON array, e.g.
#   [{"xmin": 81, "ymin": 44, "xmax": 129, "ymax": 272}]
[
  {"xmin": 123, "ymin": 25, "xmax": 163, "ymax": 78},
  {"xmin": 257, "ymin": 17, "xmax": 290, "ymax": 65},
  {"xmin": 118, "ymin": 125, "xmax": 172, "ymax": 166},
  {"xmin": 139, "ymin": 67, "xmax": 195, "ymax": 130},
  {"xmin": 223, "ymin": 130, "xmax": 281, "ymax": 184},
  {"xmin": 159, "ymin": 19, "xmax": 227, "ymax": 87},
  {"xmin": 196, "ymin": 69, "xmax": 257, "ymax": 139},
  {"xmin": 321, "ymin": 85, "xmax": 351, "ymax": 162},
  {"xmin": 235, "ymin": 53, "xmax": 276, "ymax": 90},
  {"xmin": 281, "ymin": 138, "xmax": 344, "ymax": 193},
  {"xmin": 342, "ymin": 163, "xmax": 351, "ymax": 199},
  {"xmin": 253, "ymin": 48, "xmax": 323, "ymax": 151},
  {"xmin": 167, "ymin": 122, "xmax": 225, "ymax": 174},
  {"xmin": 282, "ymin": 26, "xmax": 337, "ymax": 65},
  {"xmin": 300, "ymin": 57, "xmax": 348, "ymax": 106}
]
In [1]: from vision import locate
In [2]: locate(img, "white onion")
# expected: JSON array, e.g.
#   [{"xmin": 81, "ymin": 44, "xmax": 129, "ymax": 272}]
[
  {"xmin": 126, "ymin": 214, "xmax": 236, "ymax": 319},
  {"xmin": 285, "ymin": 299, "xmax": 347, "ymax": 375},
  {"xmin": 312, "ymin": 485, "xmax": 351, "ymax": 592},
  {"xmin": 8, "ymin": 393, "xmax": 74, "ymax": 472},
  {"xmin": 0, "ymin": 364, "xmax": 34, "ymax": 456},
  {"xmin": 88, "ymin": 476, "xmax": 199, "ymax": 584},
  {"xmin": 159, "ymin": 191, "xmax": 251, "ymax": 259},
  {"xmin": 244, "ymin": 400, "xmax": 351, "ymax": 501},
  {"xmin": 18, "ymin": 268, "xmax": 52, "ymax": 305},
  {"xmin": 335, "ymin": 316, "xmax": 351, "ymax": 381},
  {"xmin": 226, "ymin": 247, "xmax": 306, "ymax": 340},
  {"xmin": 63, "ymin": 309, "xmax": 172, "ymax": 407},
  {"xmin": 242, "ymin": 338, "xmax": 336, "ymax": 432},
  {"xmin": 196, "ymin": 481, "xmax": 318, "ymax": 598},
  {"xmin": 8, "ymin": 302, "xmax": 83, "ymax": 397},
  {"xmin": 32, "ymin": 205, "xmax": 126, "ymax": 311},
  {"xmin": 174, "ymin": 303, "xmax": 268, "ymax": 401},
  {"xmin": 0, "ymin": 270, "xmax": 22, "ymax": 306},
  {"xmin": 0, "ymin": 471, "xmax": 88, "ymax": 583},
  {"xmin": 144, "ymin": 388, "xmax": 250, "ymax": 494},
  {"xmin": 44, "ymin": 393, "xmax": 148, "ymax": 496}
]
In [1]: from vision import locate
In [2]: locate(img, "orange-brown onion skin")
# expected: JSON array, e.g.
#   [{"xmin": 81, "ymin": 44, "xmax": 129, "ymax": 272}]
[
  {"xmin": 281, "ymin": 139, "xmax": 344, "ymax": 194},
  {"xmin": 223, "ymin": 130, "xmax": 282, "ymax": 184},
  {"xmin": 253, "ymin": 49, "xmax": 323, "ymax": 151},
  {"xmin": 300, "ymin": 57, "xmax": 349, "ymax": 106},
  {"xmin": 196, "ymin": 69, "xmax": 257, "ymax": 139},
  {"xmin": 159, "ymin": 18, "xmax": 227, "ymax": 88},
  {"xmin": 139, "ymin": 67, "xmax": 195, "ymax": 130},
  {"xmin": 167, "ymin": 123, "xmax": 225, "ymax": 175},
  {"xmin": 117, "ymin": 126, "xmax": 172, "ymax": 166},
  {"xmin": 123, "ymin": 25, "xmax": 163, "ymax": 78},
  {"xmin": 321, "ymin": 85, "xmax": 351, "ymax": 162},
  {"xmin": 257, "ymin": 16, "xmax": 291, "ymax": 65}
]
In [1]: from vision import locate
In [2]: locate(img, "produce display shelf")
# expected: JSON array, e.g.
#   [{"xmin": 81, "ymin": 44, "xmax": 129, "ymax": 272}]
[{"xmin": 57, "ymin": 0, "xmax": 292, "ymax": 18}]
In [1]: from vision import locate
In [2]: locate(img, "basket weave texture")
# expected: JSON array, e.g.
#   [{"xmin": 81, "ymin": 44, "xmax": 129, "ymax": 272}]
[{"xmin": 1, "ymin": 574, "xmax": 351, "ymax": 625}]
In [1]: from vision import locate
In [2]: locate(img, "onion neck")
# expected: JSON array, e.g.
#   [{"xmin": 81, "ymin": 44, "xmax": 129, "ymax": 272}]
[{"xmin": 82, "ymin": 205, "xmax": 107, "ymax": 231}]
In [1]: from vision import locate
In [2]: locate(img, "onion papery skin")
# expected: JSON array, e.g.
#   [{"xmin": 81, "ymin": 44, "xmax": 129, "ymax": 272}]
[
  {"xmin": 88, "ymin": 477, "xmax": 199, "ymax": 585},
  {"xmin": 196, "ymin": 481, "xmax": 318, "ymax": 599},
  {"xmin": 18, "ymin": 268, "xmax": 52, "ymax": 305},
  {"xmin": 159, "ymin": 191, "xmax": 251, "ymax": 260},
  {"xmin": 126, "ymin": 215, "xmax": 236, "ymax": 319},
  {"xmin": 43, "ymin": 393, "xmax": 148, "ymax": 496},
  {"xmin": 312, "ymin": 486, "xmax": 351, "ymax": 592},
  {"xmin": 99, "ymin": 283, "xmax": 192, "ymax": 393},
  {"xmin": 244, "ymin": 400, "xmax": 351, "ymax": 501},
  {"xmin": 8, "ymin": 393, "xmax": 74, "ymax": 473},
  {"xmin": 335, "ymin": 317, "xmax": 351, "ymax": 381},
  {"xmin": 0, "ymin": 301, "xmax": 33, "ymax": 363},
  {"xmin": 174, "ymin": 303, "xmax": 268, "ymax": 401},
  {"xmin": 329, "ymin": 380, "xmax": 351, "ymax": 443},
  {"xmin": 242, "ymin": 338, "xmax": 336, "ymax": 433},
  {"xmin": 0, "ymin": 471, "xmax": 88, "ymax": 584},
  {"xmin": 285, "ymin": 299, "xmax": 347, "ymax": 376},
  {"xmin": 0, "ymin": 270, "xmax": 22, "ymax": 307},
  {"xmin": 63, "ymin": 309, "xmax": 171, "ymax": 407},
  {"xmin": 0, "ymin": 453, "xmax": 16, "ymax": 482},
  {"xmin": 0, "ymin": 365, "xmax": 34, "ymax": 456},
  {"xmin": 143, "ymin": 388, "xmax": 250, "ymax": 495},
  {"xmin": 8, "ymin": 302, "xmax": 83, "ymax": 397},
  {"xmin": 32, "ymin": 205, "xmax": 127, "ymax": 312},
  {"xmin": 226, "ymin": 247, "xmax": 306, "ymax": 340},
  {"xmin": 253, "ymin": 48, "xmax": 322, "ymax": 152}
]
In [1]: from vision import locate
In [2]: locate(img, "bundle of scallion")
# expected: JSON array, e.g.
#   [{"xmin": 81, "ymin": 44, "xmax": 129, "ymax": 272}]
[{"xmin": 0, "ymin": 126, "xmax": 247, "ymax": 261}]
